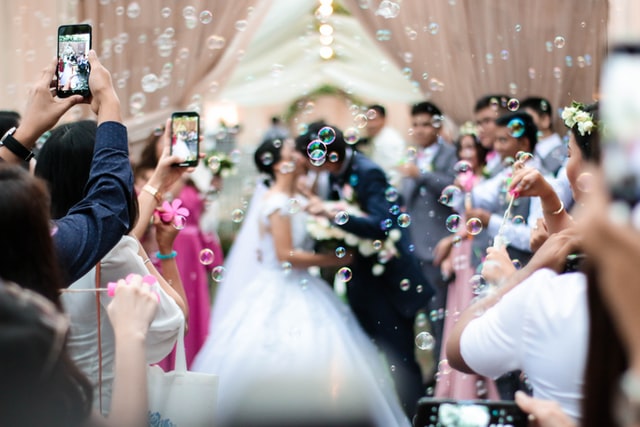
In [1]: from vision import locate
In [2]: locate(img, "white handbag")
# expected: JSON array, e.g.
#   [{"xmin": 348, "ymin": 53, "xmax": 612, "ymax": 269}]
[{"xmin": 147, "ymin": 325, "xmax": 218, "ymax": 426}]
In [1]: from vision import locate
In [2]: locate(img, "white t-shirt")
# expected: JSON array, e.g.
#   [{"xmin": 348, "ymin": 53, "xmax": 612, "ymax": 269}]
[
  {"xmin": 460, "ymin": 269, "xmax": 588, "ymax": 421},
  {"xmin": 62, "ymin": 235, "xmax": 184, "ymax": 414},
  {"xmin": 371, "ymin": 126, "xmax": 406, "ymax": 186}
]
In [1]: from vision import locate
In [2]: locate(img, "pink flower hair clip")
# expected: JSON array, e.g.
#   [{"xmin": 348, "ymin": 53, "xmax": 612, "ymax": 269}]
[{"xmin": 155, "ymin": 198, "xmax": 190, "ymax": 229}]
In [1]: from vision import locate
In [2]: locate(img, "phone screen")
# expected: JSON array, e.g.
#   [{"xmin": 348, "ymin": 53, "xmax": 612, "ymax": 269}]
[
  {"xmin": 171, "ymin": 112, "xmax": 200, "ymax": 167},
  {"xmin": 600, "ymin": 44, "xmax": 640, "ymax": 206},
  {"xmin": 57, "ymin": 24, "xmax": 92, "ymax": 98},
  {"xmin": 414, "ymin": 398, "xmax": 528, "ymax": 427}
]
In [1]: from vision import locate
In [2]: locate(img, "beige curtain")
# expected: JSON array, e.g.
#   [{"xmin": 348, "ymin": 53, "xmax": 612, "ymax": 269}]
[
  {"xmin": 0, "ymin": 1, "xmax": 268, "ymax": 143},
  {"xmin": 346, "ymin": 0, "xmax": 608, "ymax": 129},
  {"xmin": 76, "ymin": 0, "xmax": 269, "ymax": 141}
]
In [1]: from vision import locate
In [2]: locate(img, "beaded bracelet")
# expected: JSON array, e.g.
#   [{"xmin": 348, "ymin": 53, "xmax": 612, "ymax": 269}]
[{"xmin": 156, "ymin": 250, "xmax": 177, "ymax": 260}]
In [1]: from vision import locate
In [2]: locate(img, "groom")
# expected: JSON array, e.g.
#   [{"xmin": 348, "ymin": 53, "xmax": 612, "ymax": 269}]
[{"xmin": 297, "ymin": 122, "xmax": 433, "ymax": 416}]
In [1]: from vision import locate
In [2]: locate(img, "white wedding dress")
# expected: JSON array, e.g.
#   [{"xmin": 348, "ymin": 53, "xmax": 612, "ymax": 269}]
[{"xmin": 192, "ymin": 191, "xmax": 410, "ymax": 426}]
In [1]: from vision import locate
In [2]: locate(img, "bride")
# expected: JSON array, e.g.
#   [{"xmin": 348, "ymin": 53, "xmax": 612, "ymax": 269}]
[{"xmin": 192, "ymin": 138, "xmax": 410, "ymax": 426}]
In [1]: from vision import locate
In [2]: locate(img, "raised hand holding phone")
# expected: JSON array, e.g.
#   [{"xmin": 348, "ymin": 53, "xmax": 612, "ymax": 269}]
[
  {"xmin": 56, "ymin": 24, "xmax": 92, "ymax": 98},
  {"xmin": 170, "ymin": 112, "xmax": 200, "ymax": 167}
]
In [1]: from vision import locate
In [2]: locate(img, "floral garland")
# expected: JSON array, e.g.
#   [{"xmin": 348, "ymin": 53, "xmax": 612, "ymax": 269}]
[{"xmin": 561, "ymin": 101, "xmax": 596, "ymax": 136}]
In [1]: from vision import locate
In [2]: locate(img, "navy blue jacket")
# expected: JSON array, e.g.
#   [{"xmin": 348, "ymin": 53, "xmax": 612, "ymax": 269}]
[
  {"xmin": 53, "ymin": 121, "xmax": 134, "ymax": 284},
  {"xmin": 331, "ymin": 151, "xmax": 433, "ymax": 318}
]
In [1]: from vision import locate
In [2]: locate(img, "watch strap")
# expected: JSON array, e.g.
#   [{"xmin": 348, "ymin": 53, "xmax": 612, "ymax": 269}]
[{"xmin": 1, "ymin": 127, "xmax": 34, "ymax": 161}]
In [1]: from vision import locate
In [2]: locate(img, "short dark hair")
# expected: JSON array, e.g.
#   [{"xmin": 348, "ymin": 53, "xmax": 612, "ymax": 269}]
[
  {"xmin": 520, "ymin": 97, "xmax": 553, "ymax": 118},
  {"xmin": 410, "ymin": 101, "xmax": 442, "ymax": 118},
  {"xmin": 474, "ymin": 94, "xmax": 510, "ymax": 114},
  {"xmin": 367, "ymin": 104, "xmax": 386, "ymax": 118},
  {"xmin": 294, "ymin": 121, "xmax": 346, "ymax": 165},
  {"xmin": 495, "ymin": 111, "xmax": 538, "ymax": 153},
  {"xmin": 0, "ymin": 110, "xmax": 20, "ymax": 137}
]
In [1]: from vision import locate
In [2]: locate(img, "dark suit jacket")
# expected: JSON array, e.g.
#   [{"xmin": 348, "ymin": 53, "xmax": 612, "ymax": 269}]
[{"xmin": 330, "ymin": 151, "xmax": 433, "ymax": 319}]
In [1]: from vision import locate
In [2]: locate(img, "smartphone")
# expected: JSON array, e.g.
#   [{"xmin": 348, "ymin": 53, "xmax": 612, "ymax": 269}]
[
  {"xmin": 600, "ymin": 43, "xmax": 640, "ymax": 206},
  {"xmin": 170, "ymin": 112, "xmax": 200, "ymax": 167},
  {"xmin": 413, "ymin": 398, "xmax": 528, "ymax": 427},
  {"xmin": 57, "ymin": 24, "xmax": 92, "ymax": 98}
]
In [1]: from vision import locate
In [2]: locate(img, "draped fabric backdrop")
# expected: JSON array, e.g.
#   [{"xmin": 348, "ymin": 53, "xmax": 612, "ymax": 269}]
[
  {"xmin": 346, "ymin": 0, "xmax": 609, "ymax": 129},
  {"xmin": 0, "ymin": 0, "xmax": 635, "ymax": 146}
]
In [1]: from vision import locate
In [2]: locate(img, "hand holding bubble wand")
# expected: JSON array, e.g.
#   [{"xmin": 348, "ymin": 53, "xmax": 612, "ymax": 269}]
[
  {"xmin": 493, "ymin": 151, "xmax": 534, "ymax": 248},
  {"xmin": 454, "ymin": 160, "xmax": 476, "ymax": 241},
  {"xmin": 61, "ymin": 273, "xmax": 160, "ymax": 301}
]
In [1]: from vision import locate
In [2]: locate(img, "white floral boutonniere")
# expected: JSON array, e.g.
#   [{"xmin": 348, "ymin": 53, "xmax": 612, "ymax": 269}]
[{"xmin": 562, "ymin": 101, "xmax": 596, "ymax": 136}]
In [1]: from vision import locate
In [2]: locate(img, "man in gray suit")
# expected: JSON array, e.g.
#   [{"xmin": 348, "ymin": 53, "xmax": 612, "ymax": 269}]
[{"xmin": 398, "ymin": 101, "xmax": 458, "ymax": 380}]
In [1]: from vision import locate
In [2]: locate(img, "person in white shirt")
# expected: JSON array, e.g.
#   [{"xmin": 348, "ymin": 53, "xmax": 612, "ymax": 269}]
[
  {"xmin": 473, "ymin": 94, "xmax": 510, "ymax": 177},
  {"xmin": 365, "ymin": 104, "xmax": 407, "ymax": 187}
]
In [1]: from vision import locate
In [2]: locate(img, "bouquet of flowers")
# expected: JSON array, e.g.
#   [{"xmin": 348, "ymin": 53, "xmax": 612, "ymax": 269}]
[
  {"xmin": 204, "ymin": 151, "xmax": 237, "ymax": 177},
  {"xmin": 306, "ymin": 201, "xmax": 401, "ymax": 276}
]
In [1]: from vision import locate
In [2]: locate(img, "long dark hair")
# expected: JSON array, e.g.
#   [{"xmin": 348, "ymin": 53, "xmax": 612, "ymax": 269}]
[
  {"xmin": 35, "ymin": 120, "xmax": 139, "ymax": 232},
  {"xmin": 581, "ymin": 263, "xmax": 627, "ymax": 427},
  {"xmin": 0, "ymin": 165, "xmax": 64, "ymax": 304},
  {"xmin": 569, "ymin": 102, "xmax": 601, "ymax": 163},
  {"xmin": 254, "ymin": 138, "xmax": 284, "ymax": 183},
  {"xmin": 0, "ymin": 166, "xmax": 94, "ymax": 425},
  {"xmin": 0, "ymin": 281, "xmax": 93, "ymax": 427}
]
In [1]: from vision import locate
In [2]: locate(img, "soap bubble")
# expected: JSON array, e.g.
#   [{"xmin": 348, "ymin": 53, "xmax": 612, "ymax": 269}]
[
  {"xmin": 466, "ymin": 217, "xmax": 483, "ymax": 235},
  {"xmin": 318, "ymin": 126, "xmax": 336, "ymax": 144},
  {"xmin": 211, "ymin": 266, "xmax": 226, "ymax": 282},
  {"xmin": 385, "ymin": 186, "xmax": 399, "ymax": 202},
  {"xmin": 397, "ymin": 213, "xmax": 411, "ymax": 228},
  {"xmin": 231, "ymin": 209, "xmax": 245, "ymax": 223},
  {"xmin": 415, "ymin": 332, "xmax": 435, "ymax": 350},
  {"xmin": 554, "ymin": 36, "xmax": 566, "ymax": 48},
  {"xmin": 507, "ymin": 98, "xmax": 520, "ymax": 111},
  {"xmin": 334, "ymin": 211, "xmax": 349, "ymax": 225},
  {"xmin": 344, "ymin": 127, "xmax": 360, "ymax": 145},
  {"xmin": 439, "ymin": 185, "xmax": 462, "ymax": 207},
  {"xmin": 508, "ymin": 118, "xmax": 525, "ymax": 138},
  {"xmin": 199, "ymin": 10, "xmax": 213, "ymax": 24},
  {"xmin": 337, "ymin": 267, "xmax": 353, "ymax": 282},
  {"xmin": 445, "ymin": 214, "xmax": 461, "ymax": 232},
  {"xmin": 199, "ymin": 249, "xmax": 215, "ymax": 265}
]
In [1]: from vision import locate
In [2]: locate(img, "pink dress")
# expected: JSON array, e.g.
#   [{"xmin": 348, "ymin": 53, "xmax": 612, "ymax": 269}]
[
  {"xmin": 435, "ymin": 178, "xmax": 499, "ymax": 400},
  {"xmin": 157, "ymin": 184, "xmax": 224, "ymax": 369}
]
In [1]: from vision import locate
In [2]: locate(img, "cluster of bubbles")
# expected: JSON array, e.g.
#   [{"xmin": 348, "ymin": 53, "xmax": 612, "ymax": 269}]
[{"xmin": 305, "ymin": 126, "xmax": 338, "ymax": 166}]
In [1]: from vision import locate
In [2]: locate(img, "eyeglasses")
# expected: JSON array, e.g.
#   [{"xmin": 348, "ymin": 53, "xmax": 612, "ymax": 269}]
[{"xmin": 0, "ymin": 280, "xmax": 70, "ymax": 378}]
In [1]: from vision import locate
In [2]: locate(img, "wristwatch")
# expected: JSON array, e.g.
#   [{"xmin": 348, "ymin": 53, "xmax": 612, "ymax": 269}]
[{"xmin": 0, "ymin": 127, "xmax": 35, "ymax": 161}]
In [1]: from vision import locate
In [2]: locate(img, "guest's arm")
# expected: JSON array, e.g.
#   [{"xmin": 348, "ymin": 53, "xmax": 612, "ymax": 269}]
[
  {"xmin": 0, "ymin": 60, "xmax": 83, "ymax": 164},
  {"xmin": 99, "ymin": 275, "xmax": 158, "ymax": 427},
  {"xmin": 132, "ymin": 119, "xmax": 190, "ymax": 241},
  {"xmin": 333, "ymin": 168, "xmax": 397, "ymax": 240},
  {"xmin": 447, "ymin": 228, "xmax": 580, "ymax": 373},
  {"xmin": 52, "ymin": 51, "xmax": 135, "ymax": 284},
  {"xmin": 509, "ymin": 166, "xmax": 574, "ymax": 234}
]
